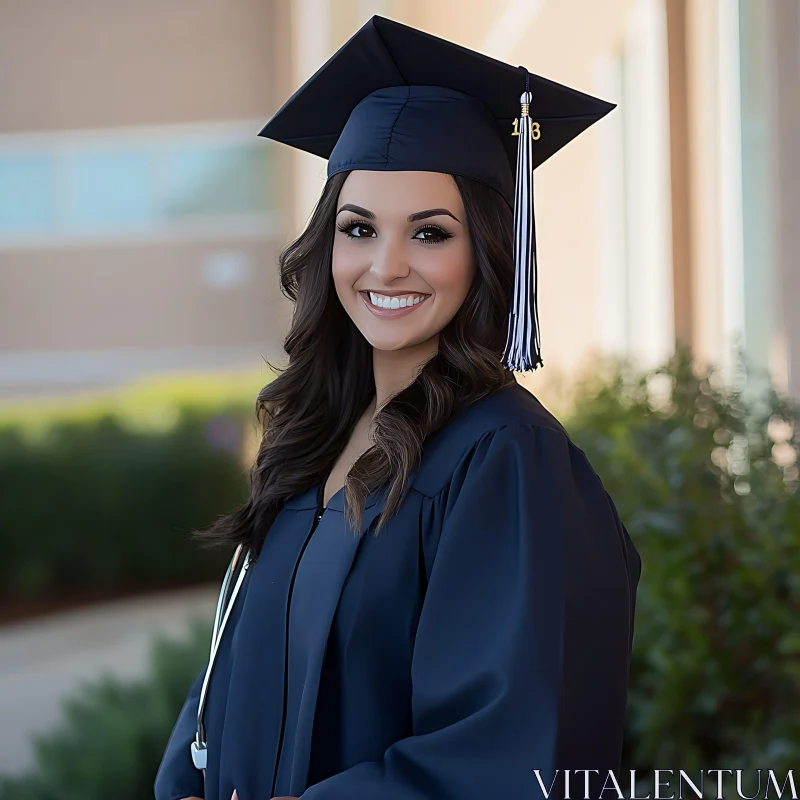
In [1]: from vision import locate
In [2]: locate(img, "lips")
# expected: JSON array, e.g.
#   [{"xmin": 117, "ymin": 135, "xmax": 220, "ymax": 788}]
[{"xmin": 359, "ymin": 290, "xmax": 431, "ymax": 319}]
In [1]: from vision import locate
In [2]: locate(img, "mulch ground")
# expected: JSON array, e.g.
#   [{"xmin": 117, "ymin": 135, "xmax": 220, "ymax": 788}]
[{"xmin": 0, "ymin": 578, "xmax": 205, "ymax": 627}]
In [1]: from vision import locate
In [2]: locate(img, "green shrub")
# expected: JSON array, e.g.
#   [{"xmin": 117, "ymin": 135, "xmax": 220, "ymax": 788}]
[
  {"xmin": 0, "ymin": 372, "xmax": 268, "ymax": 601},
  {"xmin": 0, "ymin": 619, "xmax": 211, "ymax": 800},
  {"xmin": 567, "ymin": 347, "xmax": 800, "ymax": 773}
]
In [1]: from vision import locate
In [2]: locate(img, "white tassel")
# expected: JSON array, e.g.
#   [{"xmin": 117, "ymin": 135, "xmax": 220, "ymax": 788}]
[{"xmin": 503, "ymin": 89, "xmax": 543, "ymax": 372}]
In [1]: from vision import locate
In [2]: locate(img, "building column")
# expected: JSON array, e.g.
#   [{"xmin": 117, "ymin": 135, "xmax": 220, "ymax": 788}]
[
  {"xmin": 621, "ymin": 0, "xmax": 675, "ymax": 370},
  {"xmin": 771, "ymin": 0, "xmax": 800, "ymax": 399},
  {"xmin": 665, "ymin": 0, "xmax": 694, "ymax": 351},
  {"xmin": 685, "ymin": 0, "xmax": 743, "ymax": 379}
]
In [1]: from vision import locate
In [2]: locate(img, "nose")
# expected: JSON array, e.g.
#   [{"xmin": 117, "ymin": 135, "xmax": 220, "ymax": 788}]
[{"xmin": 368, "ymin": 234, "xmax": 411, "ymax": 283}]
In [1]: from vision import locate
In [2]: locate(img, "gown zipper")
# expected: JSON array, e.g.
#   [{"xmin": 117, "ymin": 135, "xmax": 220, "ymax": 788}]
[{"xmin": 270, "ymin": 498, "xmax": 326, "ymax": 798}]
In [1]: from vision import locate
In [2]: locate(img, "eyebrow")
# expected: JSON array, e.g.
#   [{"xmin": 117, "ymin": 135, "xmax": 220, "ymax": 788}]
[{"xmin": 336, "ymin": 203, "xmax": 461, "ymax": 224}]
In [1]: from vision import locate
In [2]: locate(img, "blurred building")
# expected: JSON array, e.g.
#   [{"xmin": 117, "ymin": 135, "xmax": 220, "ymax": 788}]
[
  {"xmin": 0, "ymin": 0, "xmax": 293, "ymax": 400},
  {"xmin": 1, "ymin": 0, "xmax": 798, "ymax": 400}
]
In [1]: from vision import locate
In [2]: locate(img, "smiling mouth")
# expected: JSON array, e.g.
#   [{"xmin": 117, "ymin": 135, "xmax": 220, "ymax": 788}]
[{"xmin": 359, "ymin": 290, "xmax": 431, "ymax": 317}]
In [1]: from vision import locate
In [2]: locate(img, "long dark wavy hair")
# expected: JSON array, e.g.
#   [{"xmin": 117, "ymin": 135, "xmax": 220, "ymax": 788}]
[{"xmin": 194, "ymin": 170, "xmax": 516, "ymax": 558}]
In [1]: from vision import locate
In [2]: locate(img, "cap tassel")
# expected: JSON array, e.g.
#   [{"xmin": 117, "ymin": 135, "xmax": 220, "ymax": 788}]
[{"xmin": 503, "ymin": 79, "xmax": 543, "ymax": 372}]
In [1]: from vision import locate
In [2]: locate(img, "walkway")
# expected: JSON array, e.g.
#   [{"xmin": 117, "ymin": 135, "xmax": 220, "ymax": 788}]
[{"xmin": 0, "ymin": 585, "xmax": 217, "ymax": 776}]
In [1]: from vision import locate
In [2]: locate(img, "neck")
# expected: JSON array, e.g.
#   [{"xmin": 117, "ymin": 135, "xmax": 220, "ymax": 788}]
[{"xmin": 372, "ymin": 335, "xmax": 439, "ymax": 412}]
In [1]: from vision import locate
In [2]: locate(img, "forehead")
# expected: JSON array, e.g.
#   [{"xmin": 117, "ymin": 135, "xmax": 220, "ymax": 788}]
[{"xmin": 337, "ymin": 170, "xmax": 463, "ymax": 216}]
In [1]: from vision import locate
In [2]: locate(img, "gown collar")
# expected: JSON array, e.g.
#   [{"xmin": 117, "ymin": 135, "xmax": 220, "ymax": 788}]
[{"xmin": 282, "ymin": 480, "xmax": 384, "ymax": 512}]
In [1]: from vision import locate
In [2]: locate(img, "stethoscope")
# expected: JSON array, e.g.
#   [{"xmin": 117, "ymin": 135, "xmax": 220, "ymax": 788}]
[
  {"xmin": 190, "ymin": 543, "xmax": 252, "ymax": 774},
  {"xmin": 190, "ymin": 479, "xmax": 327, "ymax": 776}
]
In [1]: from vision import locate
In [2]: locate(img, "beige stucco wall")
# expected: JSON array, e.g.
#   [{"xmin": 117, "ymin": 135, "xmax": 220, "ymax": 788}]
[
  {"xmin": 0, "ymin": 0, "xmax": 276, "ymax": 132},
  {"xmin": 0, "ymin": 240, "xmax": 287, "ymax": 352}
]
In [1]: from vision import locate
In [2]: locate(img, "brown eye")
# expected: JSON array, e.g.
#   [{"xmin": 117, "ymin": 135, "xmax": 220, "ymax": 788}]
[
  {"xmin": 338, "ymin": 220, "xmax": 376, "ymax": 239},
  {"xmin": 412, "ymin": 225, "xmax": 453, "ymax": 244}
]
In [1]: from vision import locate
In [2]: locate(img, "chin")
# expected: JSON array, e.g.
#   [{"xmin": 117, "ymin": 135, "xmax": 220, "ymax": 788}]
[
  {"xmin": 360, "ymin": 328, "xmax": 428, "ymax": 352},
  {"xmin": 364, "ymin": 337, "xmax": 417, "ymax": 352}
]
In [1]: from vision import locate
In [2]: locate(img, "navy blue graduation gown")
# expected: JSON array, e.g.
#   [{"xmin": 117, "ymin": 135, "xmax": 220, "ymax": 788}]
[{"xmin": 155, "ymin": 381, "xmax": 641, "ymax": 800}]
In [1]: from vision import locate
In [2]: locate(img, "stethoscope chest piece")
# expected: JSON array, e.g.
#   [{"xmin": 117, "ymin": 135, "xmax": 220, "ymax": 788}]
[{"xmin": 191, "ymin": 738, "xmax": 208, "ymax": 770}]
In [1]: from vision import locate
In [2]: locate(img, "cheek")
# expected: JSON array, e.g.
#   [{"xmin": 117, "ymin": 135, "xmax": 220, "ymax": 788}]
[
  {"xmin": 427, "ymin": 243, "xmax": 475, "ymax": 304},
  {"xmin": 331, "ymin": 244, "xmax": 366, "ymax": 299}
]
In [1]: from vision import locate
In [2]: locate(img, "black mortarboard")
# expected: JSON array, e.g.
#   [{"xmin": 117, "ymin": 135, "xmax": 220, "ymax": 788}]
[{"xmin": 259, "ymin": 15, "xmax": 614, "ymax": 372}]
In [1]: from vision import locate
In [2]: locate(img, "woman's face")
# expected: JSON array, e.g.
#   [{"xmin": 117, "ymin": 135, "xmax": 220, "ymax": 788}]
[{"xmin": 332, "ymin": 170, "xmax": 476, "ymax": 352}]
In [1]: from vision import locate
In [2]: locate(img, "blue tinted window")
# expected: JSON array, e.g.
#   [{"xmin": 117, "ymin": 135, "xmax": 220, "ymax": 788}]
[
  {"xmin": 0, "ymin": 134, "xmax": 277, "ymax": 237},
  {"xmin": 69, "ymin": 150, "xmax": 155, "ymax": 229},
  {"xmin": 162, "ymin": 143, "xmax": 274, "ymax": 218},
  {"xmin": 0, "ymin": 155, "xmax": 57, "ymax": 232}
]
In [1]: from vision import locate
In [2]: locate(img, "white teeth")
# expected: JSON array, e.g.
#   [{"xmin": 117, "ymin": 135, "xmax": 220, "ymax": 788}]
[{"xmin": 367, "ymin": 292, "xmax": 426, "ymax": 309}]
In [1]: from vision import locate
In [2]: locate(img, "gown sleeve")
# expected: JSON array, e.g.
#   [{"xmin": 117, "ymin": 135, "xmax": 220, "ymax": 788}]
[
  {"xmin": 154, "ymin": 665, "xmax": 206, "ymax": 800},
  {"xmin": 301, "ymin": 423, "xmax": 639, "ymax": 800}
]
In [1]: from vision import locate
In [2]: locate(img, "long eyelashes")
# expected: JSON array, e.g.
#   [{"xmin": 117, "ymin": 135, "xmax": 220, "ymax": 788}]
[
  {"xmin": 336, "ymin": 219, "xmax": 376, "ymax": 239},
  {"xmin": 336, "ymin": 218, "xmax": 454, "ymax": 244},
  {"xmin": 412, "ymin": 224, "xmax": 454, "ymax": 244}
]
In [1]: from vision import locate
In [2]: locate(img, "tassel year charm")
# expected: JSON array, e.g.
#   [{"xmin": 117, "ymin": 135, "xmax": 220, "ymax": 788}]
[{"xmin": 503, "ymin": 86, "xmax": 543, "ymax": 373}]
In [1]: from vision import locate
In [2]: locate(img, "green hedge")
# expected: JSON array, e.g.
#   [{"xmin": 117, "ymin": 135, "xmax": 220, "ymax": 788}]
[
  {"xmin": 0, "ymin": 372, "xmax": 267, "ymax": 601},
  {"xmin": 567, "ymin": 348, "xmax": 800, "ymax": 774}
]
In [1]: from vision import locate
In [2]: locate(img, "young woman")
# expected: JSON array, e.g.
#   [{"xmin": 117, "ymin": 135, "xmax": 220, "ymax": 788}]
[{"xmin": 155, "ymin": 16, "xmax": 641, "ymax": 800}]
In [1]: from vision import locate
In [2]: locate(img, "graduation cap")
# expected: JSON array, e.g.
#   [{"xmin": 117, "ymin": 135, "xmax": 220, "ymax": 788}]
[{"xmin": 259, "ymin": 15, "xmax": 614, "ymax": 372}]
